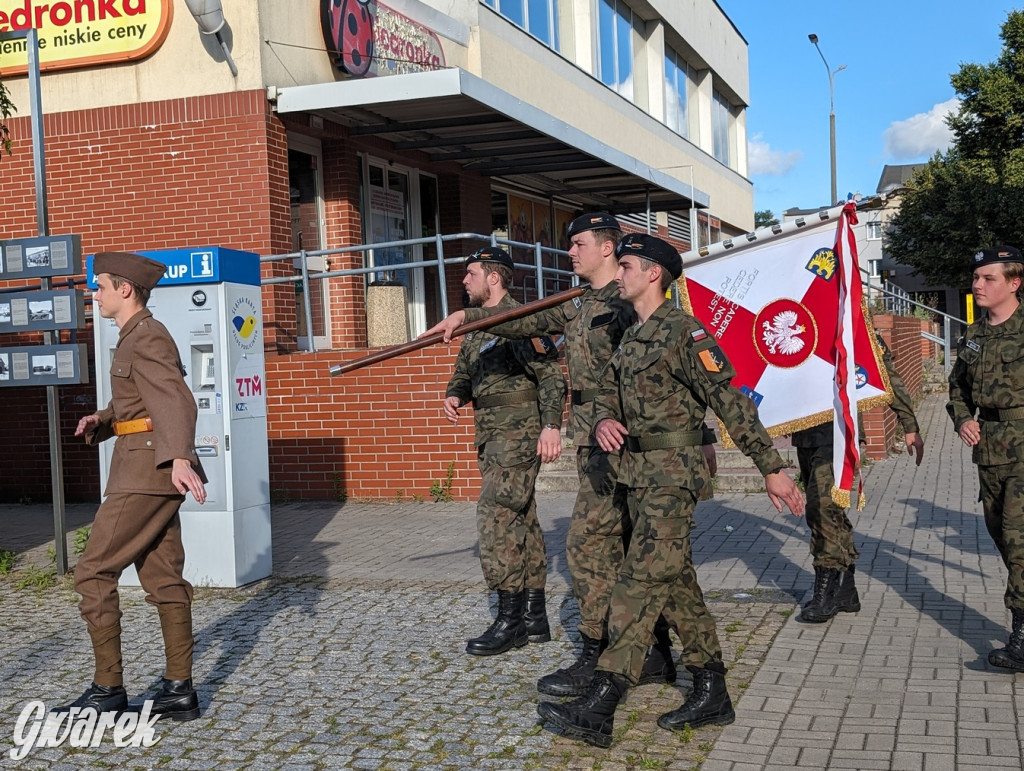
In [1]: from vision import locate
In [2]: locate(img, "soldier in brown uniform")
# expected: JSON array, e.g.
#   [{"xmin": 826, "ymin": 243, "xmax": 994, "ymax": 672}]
[
  {"xmin": 796, "ymin": 335, "xmax": 924, "ymax": 623},
  {"xmin": 425, "ymin": 214, "xmax": 706, "ymax": 691},
  {"xmin": 444, "ymin": 247, "xmax": 566, "ymax": 656},
  {"xmin": 948, "ymin": 245, "xmax": 1024, "ymax": 671},
  {"xmin": 536, "ymin": 233, "xmax": 804, "ymax": 749},
  {"xmin": 57, "ymin": 252, "xmax": 207, "ymax": 720}
]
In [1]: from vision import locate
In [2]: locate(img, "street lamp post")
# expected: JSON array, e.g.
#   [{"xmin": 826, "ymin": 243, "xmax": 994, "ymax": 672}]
[{"xmin": 808, "ymin": 33, "xmax": 846, "ymax": 205}]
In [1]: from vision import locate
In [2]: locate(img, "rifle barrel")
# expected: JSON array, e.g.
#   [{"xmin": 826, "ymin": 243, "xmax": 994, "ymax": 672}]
[{"xmin": 329, "ymin": 284, "xmax": 588, "ymax": 376}]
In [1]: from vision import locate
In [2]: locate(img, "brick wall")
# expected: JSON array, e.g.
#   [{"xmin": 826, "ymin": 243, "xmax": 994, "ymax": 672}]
[
  {"xmin": 861, "ymin": 314, "xmax": 924, "ymax": 460},
  {"xmin": 266, "ymin": 347, "xmax": 479, "ymax": 501}
]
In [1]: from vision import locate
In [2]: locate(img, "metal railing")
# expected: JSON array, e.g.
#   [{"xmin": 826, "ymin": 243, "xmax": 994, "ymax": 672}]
[
  {"xmin": 862, "ymin": 268, "xmax": 966, "ymax": 373},
  {"xmin": 261, "ymin": 233, "xmax": 575, "ymax": 352}
]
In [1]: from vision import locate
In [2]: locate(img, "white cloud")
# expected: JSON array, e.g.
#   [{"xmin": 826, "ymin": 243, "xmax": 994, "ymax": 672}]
[
  {"xmin": 747, "ymin": 133, "xmax": 802, "ymax": 176},
  {"xmin": 883, "ymin": 98, "xmax": 960, "ymax": 159}
]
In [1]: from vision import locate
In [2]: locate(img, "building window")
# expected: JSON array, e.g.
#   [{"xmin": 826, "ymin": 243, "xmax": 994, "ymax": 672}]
[
  {"xmin": 712, "ymin": 89, "xmax": 733, "ymax": 166},
  {"xmin": 664, "ymin": 48, "xmax": 691, "ymax": 138},
  {"xmin": 866, "ymin": 221, "xmax": 883, "ymax": 240},
  {"xmin": 482, "ymin": 0, "xmax": 559, "ymax": 49},
  {"xmin": 597, "ymin": 0, "xmax": 637, "ymax": 100}
]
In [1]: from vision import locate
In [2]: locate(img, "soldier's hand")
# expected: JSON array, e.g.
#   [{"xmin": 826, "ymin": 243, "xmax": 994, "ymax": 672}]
[
  {"xmin": 172, "ymin": 459, "xmax": 207, "ymax": 504},
  {"xmin": 957, "ymin": 420, "xmax": 981, "ymax": 447},
  {"xmin": 442, "ymin": 396, "xmax": 462, "ymax": 424},
  {"xmin": 765, "ymin": 470, "xmax": 804, "ymax": 517},
  {"xmin": 537, "ymin": 426, "xmax": 562, "ymax": 463},
  {"xmin": 701, "ymin": 444, "xmax": 718, "ymax": 476},
  {"xmin": 594, "ymin": 419, "xmax": 628, "ymax": 452},
  {"xmin": 420, "ymin": 311, "xmax": 467, "ymax": 343},
  {"xmin": 905, "ymin": 431, "xmax": 924, "ymax": 465},
  {"xmin": 74, "ymin": 414, "xmax": 100, "ymax": 437}
]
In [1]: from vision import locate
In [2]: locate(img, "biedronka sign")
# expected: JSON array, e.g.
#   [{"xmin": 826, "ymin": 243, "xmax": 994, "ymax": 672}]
[{"xmin": 0, "ymin": 0, "xmax": 172, "ymax": 77}]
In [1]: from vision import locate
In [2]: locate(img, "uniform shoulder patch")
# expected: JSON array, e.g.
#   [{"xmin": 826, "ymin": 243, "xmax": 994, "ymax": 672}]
[
  {"xmin": 690, "ymin": 328, "xmax": 708, "ymax": 342},
  {"xmin": 698, "ymin": 346, "xmax": 726, "ymax": 373}
]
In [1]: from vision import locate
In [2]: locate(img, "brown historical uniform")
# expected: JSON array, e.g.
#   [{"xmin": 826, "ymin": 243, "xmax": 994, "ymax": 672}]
[{"xmin": 68, "ymin": 251, "xmax": 206, "ymax": 718}]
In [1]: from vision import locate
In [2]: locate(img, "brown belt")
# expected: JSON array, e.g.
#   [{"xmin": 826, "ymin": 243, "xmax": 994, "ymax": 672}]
[{"xmin": 113, "ymin": 417, "xmax": 153, "ymax": 436}]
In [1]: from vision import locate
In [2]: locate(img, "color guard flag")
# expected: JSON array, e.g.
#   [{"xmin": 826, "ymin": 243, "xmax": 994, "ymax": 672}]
[{"xmin": 679, "ymin": 202, "xmax": 893, "ymax": 507}]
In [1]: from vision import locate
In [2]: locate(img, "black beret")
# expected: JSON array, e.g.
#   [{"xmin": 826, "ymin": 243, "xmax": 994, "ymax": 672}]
[
  {"xmin": 465, "ymin": 246, "xmax": 514, "ymax": 271},
  {"xmin": 93, "ymin": 252, "xmax": 167, "ymax": 290},
  {"xmin": 567, "ymin": 212, "xmax": 621, "ymax": 239},
  {"xmin": 616, "ymin": 233, "xmax": 683, "ymax": 279},
  {"xmin": 972, "ymin": 245, "xmax": 1024, "ymax": 268}
]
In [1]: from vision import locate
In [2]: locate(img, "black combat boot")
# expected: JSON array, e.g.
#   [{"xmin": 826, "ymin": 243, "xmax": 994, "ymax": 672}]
[
  {"xmin": 800, "ymin": 566, "xmax": 842, "ymax": 623},
  {"xmin": 833, "ymin": 565, "xmax": 861, "ymax": 614},
  {"xmin": 657, "ymin": 664, "xmax": 735, "ymax": 731},
  {"xmin": 150, "ymin": 678, "xmax": 201, "ymax": 721},
  {"xmin": 637, "ymin": 618, "xmax": 677, "ymax": 686},
  {"xmin": 537, "ymin": 670, "xmax": 628, "ymax": 748},
  {"xmin": 524, "ymin": 588, "xmax": 552, "ymax": 643},
  {"xmin": 51, "ymin": 682, "xmax": 128, "ymax": 715},
  {"xmin": 466, "ymin": 590, "xmax": 528, "ymax": 656},
  {"xmin": 537, "ymin": 634, "xmax": 606, "ymax": 696},
  {"xmin": 988, "ymin": 608, "xmax": 1024, "ymax": 672}
]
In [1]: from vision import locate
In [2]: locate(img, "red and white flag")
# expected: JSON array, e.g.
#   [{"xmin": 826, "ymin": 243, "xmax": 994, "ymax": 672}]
[{"xmin": 679, "ymin": 203, "xmax": 892, "ymax": 506}]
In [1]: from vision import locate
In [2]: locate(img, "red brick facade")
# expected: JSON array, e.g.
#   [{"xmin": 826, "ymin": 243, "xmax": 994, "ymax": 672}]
[{"xmin": 861, "ymin": 314, "xmax": 927, "ymax": 461}]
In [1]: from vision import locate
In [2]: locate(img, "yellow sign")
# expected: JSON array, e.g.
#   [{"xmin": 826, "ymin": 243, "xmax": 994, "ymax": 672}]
[
  {"xmin": 0, "ymin": 0, "xmax": 172, "ymax": 76},
  {"xmin": 966, "ymin": 294, "xmax": 974, "ymax": 324}
]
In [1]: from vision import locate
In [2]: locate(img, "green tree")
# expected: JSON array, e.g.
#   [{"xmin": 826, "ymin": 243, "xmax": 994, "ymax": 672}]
[
  {"xmin": 0, "ymin": 73, "xmax": 13, "ymax": 157},
  {"xmin": 888, "ymin": 10, "xmax": 1024, "ymax": 288},
  {"xmin": 754, "ymin": 209, "xmax": 779, "ymax": 229}
]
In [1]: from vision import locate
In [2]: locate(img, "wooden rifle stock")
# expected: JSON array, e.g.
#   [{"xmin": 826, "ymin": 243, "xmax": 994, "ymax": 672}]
[{"xmin": 329, "ymin": 283, "xmax": 589, "ymax": 376}]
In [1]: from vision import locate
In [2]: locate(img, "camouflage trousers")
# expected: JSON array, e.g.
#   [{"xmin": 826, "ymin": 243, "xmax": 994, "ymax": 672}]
[
  {"xmin": 597, "ymin": 486, "xmax": 721, "ymax": 682},
  {"xmin": 566, "ymin": 446, "xmax": 630, "ymax": 640},
  {"xmin": 798, "ymin": 444, "xmax": 858, "ymax": 569},
  {"xmin": 978, "ymin": 461, "xmax": 1024, "ymax": 610},
  {"xmin": 475, "ymin": 445, "xmax": 547, "ymax": 593}
]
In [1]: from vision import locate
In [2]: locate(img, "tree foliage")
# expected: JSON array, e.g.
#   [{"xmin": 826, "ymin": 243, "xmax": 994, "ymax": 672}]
[
  {"xmin": 0, "ymin": 73, "xmax": 13, "ymax": 157},
  {"xmin": 754, "ymin": 209, "xmax": 779, "ymax": 229},
  {"xmin": 888, "ymin": 10, "xmax": 1024, "ymax": 288}
]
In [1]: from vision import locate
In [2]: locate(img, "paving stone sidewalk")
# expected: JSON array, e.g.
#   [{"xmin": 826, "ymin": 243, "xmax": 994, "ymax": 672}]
[{"xmin": 0, "ymin": 393, "xmax": 1021, "ymax": 769}]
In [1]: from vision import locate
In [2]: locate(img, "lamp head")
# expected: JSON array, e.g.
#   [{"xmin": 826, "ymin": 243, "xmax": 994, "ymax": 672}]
[
  {"xmin": 183, "ymin": 0, "xmax": 226, "ymax": 35},
  {"xmin": 808, "ymin": 33, "xmax": 818, "ymax": 44}
]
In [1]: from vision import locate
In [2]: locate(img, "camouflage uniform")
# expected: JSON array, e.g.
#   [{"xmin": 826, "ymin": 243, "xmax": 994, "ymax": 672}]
[
  {"xmin": 591, "ymin": 302, "xmax": 785, "ymax": 679},
  {"xmin": 462, "ymin": 282, "xmax": 636, "ymax": 639},
  {"xmin": 793, "ymin": 336, "xmax": 920, "ymax": 569},
  {"xmin": 947, "ymin": 302, "xmax": 1024, "ymax": 610},
  {"xmin": 447, "ymin": 293, "xmax": 566, "ymax": 593}
]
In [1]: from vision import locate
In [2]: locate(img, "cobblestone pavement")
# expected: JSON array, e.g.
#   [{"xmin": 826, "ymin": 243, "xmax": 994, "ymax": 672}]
[{"xmin": 1, "ymin": 394, "xmax": 1021, "ymax": 769}]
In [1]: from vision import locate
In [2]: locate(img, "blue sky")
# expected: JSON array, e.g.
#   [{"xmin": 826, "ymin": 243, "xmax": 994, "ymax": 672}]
[{"xmin": 718, "ymin": 2, "xmax": 1022, "ymax": 218}]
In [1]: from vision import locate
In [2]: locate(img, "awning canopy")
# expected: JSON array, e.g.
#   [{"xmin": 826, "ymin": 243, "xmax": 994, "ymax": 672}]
[{"xmin": 273, "ymin": 68, "xmax": 708, "ymax": 216}]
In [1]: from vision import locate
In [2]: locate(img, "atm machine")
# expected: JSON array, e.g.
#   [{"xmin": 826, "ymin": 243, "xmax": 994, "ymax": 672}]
[{"xmin": 89, "ymin": 247, "xmax": 271, "ymax": 587}]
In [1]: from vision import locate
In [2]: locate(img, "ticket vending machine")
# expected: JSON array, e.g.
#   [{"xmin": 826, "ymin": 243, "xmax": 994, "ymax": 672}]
[{"xmin": 90, "ymin": 247, "xmax": 271, "ymax": 587}]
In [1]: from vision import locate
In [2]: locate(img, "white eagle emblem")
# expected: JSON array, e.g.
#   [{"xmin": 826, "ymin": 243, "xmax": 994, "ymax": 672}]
[{"xmin": 762, "ymin": 310, "xmax": 806, "ymax": 356}]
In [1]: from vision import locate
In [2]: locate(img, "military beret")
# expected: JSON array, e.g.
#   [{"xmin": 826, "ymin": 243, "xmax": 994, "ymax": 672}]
[
  {"xmin": 93, "ymin": 252, "xmax": 167, "ymax": 290},
  {"xmin": 616, "ymin": 233, "xmax": 683, "ymax": 279},
  {"xmin": 567, "ymin": 212, "xmax": 621, "ymax": 239},
  {"xmin": 465, "ymin": 246, "xmax": 514, "ymax": 271},
  {"xmin": 972, "ymin": 245, "xmax": 1024, "ymax": 268}
]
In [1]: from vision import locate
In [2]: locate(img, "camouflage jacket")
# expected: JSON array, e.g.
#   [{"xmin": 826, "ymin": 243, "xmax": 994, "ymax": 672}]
[
  {"xmin": 792, "ymin": 334, "xmax": 920, "ymax": 448},
  {"xmin": 462, "ymin": 282, "xmax": 634, "ymax": 445},
  {"xmin": 592, "ymin": 301, "xmax": 784, "ymax": 490},
  {"xmin": 446, "ymin": 293, "xmax": 567, "ymax": 451},
  {"xmin": 947, "ymin": 301, "xmax": 1024, "ymax": 466}
]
